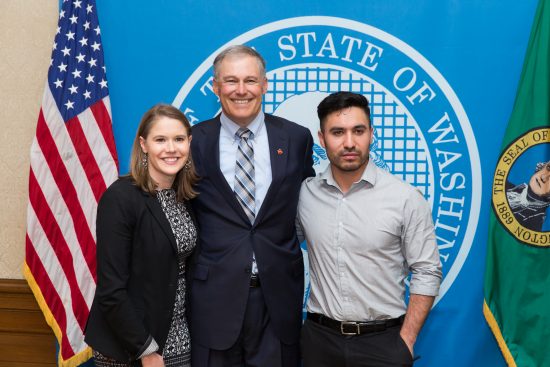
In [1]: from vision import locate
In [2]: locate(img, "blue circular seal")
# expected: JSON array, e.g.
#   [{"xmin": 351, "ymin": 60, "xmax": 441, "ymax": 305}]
[{"xmin": 173, "ymin": 16, "xmax": 481, "ymax": 304}]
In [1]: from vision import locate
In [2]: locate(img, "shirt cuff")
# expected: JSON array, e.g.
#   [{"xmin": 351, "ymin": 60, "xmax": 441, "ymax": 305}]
[
  {"xmin": 409, "ymin": 282, "xmax": 440, "ymax": 297},
  {"xmin": 139, "ymin": 337, "xmax": 159, "ymax": 359}
]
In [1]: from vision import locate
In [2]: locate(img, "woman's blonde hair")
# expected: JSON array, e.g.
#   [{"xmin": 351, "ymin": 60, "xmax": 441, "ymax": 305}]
[{"xmin": 129, "ymin": 104, "xmax": 198, "ymax": 201}]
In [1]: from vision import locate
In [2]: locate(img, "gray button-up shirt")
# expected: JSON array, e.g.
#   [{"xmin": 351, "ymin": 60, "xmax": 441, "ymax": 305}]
[{"xmin": 297, "ymin": 162, "xmax": 442, "ymax": 322}]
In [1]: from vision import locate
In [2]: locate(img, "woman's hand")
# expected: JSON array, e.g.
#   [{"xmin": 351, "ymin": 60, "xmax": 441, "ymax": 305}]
[{"xmin": 141, "ymin": 352, "xmax": 165, "ymax": 367}]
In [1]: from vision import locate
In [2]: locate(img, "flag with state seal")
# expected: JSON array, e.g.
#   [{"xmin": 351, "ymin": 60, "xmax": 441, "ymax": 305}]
[{"xmin": 484, "ymin": 0, "xmax": 550, "ymax": 366}]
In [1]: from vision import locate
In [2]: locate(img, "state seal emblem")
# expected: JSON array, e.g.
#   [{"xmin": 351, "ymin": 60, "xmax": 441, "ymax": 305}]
[
  {"xmin": 173, "ymin": 16, "xmax": 481, "ymax": 302},
  {"xmin": 492, "ymin": 127, "xmax": 550, "ymax": 246}
]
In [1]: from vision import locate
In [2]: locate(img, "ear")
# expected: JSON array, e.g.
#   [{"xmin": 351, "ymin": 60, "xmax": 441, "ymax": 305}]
[
  {"xmin": 139, "ymin": 136, "xmax": 147, "ymax": 153},
  {"xmin": 212, "ymin": 78, "xmax": 220, "ymax": 97},
  {"xmin": 188, "ymin": 135, "xmax": 193, "ymax": 144},
  {"xmin": 261, "ymin": 77, "xmax": 268, "ymax": 95},
  {"xmin": 318, "ymin": 130, "xmax": 326, "ymax": 149}
]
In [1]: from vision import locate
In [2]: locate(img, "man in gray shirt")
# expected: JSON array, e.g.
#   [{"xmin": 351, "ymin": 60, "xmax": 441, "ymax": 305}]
[{"xmin": 297, "ymin": 91, "xmax": 442, "ymax": 367}]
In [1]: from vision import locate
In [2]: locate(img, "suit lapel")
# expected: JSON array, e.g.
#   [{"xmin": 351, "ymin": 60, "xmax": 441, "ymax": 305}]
[
  {"xmin": 144, "ymin": 193, "xmax": 178, "ymax": 253},
  {"xmin": 255, "ymin": 115, "xmax": 289, "ymax": 225},
  {"xmin": 200, "ymin": 118, "xmax": 251, "ymax": 224}
]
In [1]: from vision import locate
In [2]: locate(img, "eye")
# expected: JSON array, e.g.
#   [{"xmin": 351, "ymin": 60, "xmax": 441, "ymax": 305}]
[
  {"xmin": 175, "ymin": 136, "xmax": 186, "ymax": 142},
  {"xmin": 155, "ymin": 137, "xmax": 166, "ymax": 143},
  {"xmin": 245, "ymin": 79, "xmax": 258, "ymax": 85},
  {"xmin": 354, "ymin": 128, "xmax": 366, "ymax": 135}
]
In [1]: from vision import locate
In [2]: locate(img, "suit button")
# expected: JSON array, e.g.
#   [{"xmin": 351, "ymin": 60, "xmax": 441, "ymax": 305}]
[
  {"xmin": 244, "ymin": 266, "xmax": 252, "ymax": 274},
  {"xmin": 251, "ymin": 229, "xmax": 256, "ymax": 234}
]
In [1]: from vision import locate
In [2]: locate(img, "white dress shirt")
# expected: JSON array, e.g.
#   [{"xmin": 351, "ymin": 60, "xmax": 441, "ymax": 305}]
[{"xmin": 219, "ymin": 111, "xmax": 272, "ymax": 215}]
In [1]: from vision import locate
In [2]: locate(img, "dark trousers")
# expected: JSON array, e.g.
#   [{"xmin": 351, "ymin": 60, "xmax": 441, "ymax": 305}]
[
  {"xmin": 301, "ymin": 319, "xmax": 413, "ymax": 367},
  {"xmin": 192, "ymin": 287, "xmax": 299, "ymax": 367}
]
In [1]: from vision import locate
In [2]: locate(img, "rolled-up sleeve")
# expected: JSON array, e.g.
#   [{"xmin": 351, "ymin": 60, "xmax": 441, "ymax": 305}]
[{"xmin": 402, "ymin": 190, "xmax": 442, "ymax": 297}]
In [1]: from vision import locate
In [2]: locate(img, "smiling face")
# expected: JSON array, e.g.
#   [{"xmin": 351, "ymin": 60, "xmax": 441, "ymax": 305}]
[
  {"xmin": 529, "ymin": 161, "xmax": 550, "ymax": 198},
  {"xmin": 319, "ymin": 106, "xmax": 373, "ymax": 177},
  {"xmin": 139, "ymin": 116, "xmax": 191, "ymax": 189},
  {"xmin": 212, "ymin": 54, "xmax": 268, "ymax": 127}
]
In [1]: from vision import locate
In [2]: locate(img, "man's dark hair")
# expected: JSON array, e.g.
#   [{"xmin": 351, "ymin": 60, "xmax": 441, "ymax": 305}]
[{"xmin": 317, "ymin": 92, "xmax": 371, "ymax": 131}]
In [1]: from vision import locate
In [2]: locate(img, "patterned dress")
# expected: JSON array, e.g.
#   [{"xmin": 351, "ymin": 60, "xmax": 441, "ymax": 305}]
[{"xmin": 94, "ymin": 189, "xmax": 196, "ymax": 367}]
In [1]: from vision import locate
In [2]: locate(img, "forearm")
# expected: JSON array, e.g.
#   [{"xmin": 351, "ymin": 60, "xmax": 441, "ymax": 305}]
[{"xmin": 400, "ymin": 293, "xmax": 435, "ymax": 348}]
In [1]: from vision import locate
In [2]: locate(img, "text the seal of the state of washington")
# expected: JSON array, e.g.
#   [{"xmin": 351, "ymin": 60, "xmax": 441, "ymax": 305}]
[
  {"xmin": 173, "ymin": 16, "xmax": 482, "ymax": 302},
  {"xmin": 492, "ymin": 127, "xmax": 550, "ymax": 247}
]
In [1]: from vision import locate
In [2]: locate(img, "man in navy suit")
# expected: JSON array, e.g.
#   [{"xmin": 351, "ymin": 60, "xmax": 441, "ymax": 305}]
[{"xmin": 189, "ymin": 45, "xmax": 314, "ymax": 367}]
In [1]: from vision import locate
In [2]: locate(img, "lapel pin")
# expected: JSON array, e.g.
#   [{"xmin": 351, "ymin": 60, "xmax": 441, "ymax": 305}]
[{"xmin": 277, "ymin": 148, "xmax": 283, "ymax": 155}]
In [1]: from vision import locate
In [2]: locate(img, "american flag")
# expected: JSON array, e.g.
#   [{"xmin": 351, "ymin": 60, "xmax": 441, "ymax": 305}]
[{"xmin": 23, "ymin": 0, "xmax": 118, "ymax": 365}]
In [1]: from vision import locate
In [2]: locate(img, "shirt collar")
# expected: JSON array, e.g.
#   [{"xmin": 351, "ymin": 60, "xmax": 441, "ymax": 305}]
[
  {"xmin": 220, "ymin": 111, "xmax": 265, "ymax": 140},
  {"xmin": 319, "ymin": 159, "xmax": 377, "ymax": 190}
]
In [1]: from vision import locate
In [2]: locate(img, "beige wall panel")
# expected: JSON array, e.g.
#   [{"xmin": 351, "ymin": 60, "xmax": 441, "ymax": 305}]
[{"xmin": 0, "ymin": 1, "xmax": 58, "ymax": 279}]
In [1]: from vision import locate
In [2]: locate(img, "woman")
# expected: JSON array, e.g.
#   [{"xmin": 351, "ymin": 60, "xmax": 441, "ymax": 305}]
[{"xmin": 85, "ymin": 104, "xmax": 198, "ymax": 367}]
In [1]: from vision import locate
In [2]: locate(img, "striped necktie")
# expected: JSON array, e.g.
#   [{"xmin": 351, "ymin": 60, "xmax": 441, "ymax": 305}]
[
  {"xmin": 235, "ymin": 128, "xmax": 258, "ymax": 276},
  {"xmin": 234, "ymin": 128, "xmax": 255, "ymax": 223}
]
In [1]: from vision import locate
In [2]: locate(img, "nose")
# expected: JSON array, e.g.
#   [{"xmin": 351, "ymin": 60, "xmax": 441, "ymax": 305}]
[
  {"xmin": 166, "ymin": 139, "xmax": 176, "ymax": 152},
  {"xmin": 343, "ymin": 131, "xmax": 354, "ymax": 149},
  {"xmin": 236, "ymin": 81, "xmax": 247, "ymax": 95}
]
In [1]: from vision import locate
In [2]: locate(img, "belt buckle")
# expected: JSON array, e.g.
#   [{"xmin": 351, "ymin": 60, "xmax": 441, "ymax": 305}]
[{"xmin": 340, "ymin": 321, "xmax": 360, "ymax": 335}]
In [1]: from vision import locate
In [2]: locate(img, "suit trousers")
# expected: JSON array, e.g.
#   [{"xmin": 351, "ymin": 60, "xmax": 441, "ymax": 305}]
[
  {"xmin": 301, "ymin": 318, "xmax": 413, "ymax": 367},
  {"xmin": 192, "ymin": 287, "xmax": 300, "ymax": 367}
]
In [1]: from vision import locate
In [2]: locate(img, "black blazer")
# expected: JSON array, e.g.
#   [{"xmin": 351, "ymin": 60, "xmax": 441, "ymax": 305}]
[
  {"xmin": 189, "ymin": 114, "xmax": 314, "ymax": 350},
  {"xmin": 85, "ymin": 177, "xmax": 194, "ymax": 362}
]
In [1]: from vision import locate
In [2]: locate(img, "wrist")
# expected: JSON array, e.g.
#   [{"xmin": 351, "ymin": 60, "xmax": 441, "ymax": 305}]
[
  {"xmin": 399, "ymin": 329, "xmax": 416, "ymax": 345},
  {"xmin": 139, "ymin": 337, "xmax": 159, "ymax": 359}
]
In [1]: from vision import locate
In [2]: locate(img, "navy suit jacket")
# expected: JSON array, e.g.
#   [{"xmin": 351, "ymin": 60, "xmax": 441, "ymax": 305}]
[{"xmin": 189, "ymin": 114, "xmax": 314, "ymax": 349}]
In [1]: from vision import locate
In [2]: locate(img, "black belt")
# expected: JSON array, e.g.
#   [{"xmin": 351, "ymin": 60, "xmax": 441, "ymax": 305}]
[
  {"xmin": 250, "ymin": 276, "xmax": 261, "ymax": 288},
  {"xmin": 307, "ymin": 312, "xmax": 404, "ymax": 335}
]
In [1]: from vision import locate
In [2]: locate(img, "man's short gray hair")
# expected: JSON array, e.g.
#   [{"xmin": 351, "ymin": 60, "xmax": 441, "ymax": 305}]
[{"xmin": 213, "ymin": 45, "xmax": 266, "ymax": 79}]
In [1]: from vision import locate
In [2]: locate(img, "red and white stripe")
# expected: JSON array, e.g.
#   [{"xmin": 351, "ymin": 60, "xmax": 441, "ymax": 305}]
[{"xmin": 25, "ymin": 84, "xmax": 118, "ymax": 362}]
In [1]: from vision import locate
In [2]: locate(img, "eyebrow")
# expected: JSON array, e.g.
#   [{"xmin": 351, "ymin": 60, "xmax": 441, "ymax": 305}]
[
  {"xmin": 329, "ymin": 124, "xmax": 368, "ymax": 131},
  {"xmin": 221, "ymin": 75, "xmax": 259, "ymax": 80},
  {"xmin": 151, "ymin": 133, "xmax": 188, "ymax": 138}
]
